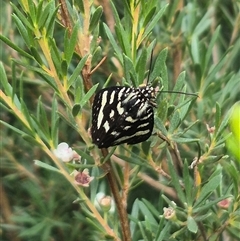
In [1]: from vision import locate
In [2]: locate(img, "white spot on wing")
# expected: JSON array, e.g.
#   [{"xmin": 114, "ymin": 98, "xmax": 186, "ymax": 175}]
[
  {"xmin": 137, "ymin": 102, "xmax": 148, "ymax": 117},
  {"xmin": 103, "ymin": 121, "xmax": 110, "ymax": 132},
  {"xmin": 110, "ymin": 110, "xmax": 114, "ymax": 118},
  {"xmin": 117, "ymin": 102, "xmax": 124, "ymax": 115},
  {"xmin": 109, "ymin": 91, "xmax": 115, "ymax": 104},
  {"xmin": 113, "ymin": 129, "xmax": 150, "ymax": 144},
  {"xmin": 118, "ymin": 88, "xmax": 126, "ymax": 101},
  {"xmin": 97, "ymin": 91, "xmax": 108, "ymax": 129},
  {"xmin": 125, "ymin": 116, "xmax": 137, "ymax": 123}
]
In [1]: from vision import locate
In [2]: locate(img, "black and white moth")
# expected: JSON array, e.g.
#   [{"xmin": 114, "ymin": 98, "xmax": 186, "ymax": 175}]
[{"xmin": 91, "ymin": 85, "xmax": 157, "ymax": 148}]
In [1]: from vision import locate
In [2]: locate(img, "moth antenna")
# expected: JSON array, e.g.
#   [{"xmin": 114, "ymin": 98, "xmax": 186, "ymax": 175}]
[
  {"xmin": 146, "ymin": 49, "xmax": 154, "ymax": 85},
  {"xmin": 160, "ymin": 90, "xmax": 198, "ymax": 98}
]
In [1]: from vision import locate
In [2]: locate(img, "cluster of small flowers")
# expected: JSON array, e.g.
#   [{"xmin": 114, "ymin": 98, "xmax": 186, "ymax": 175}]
[
  {"xmin": 53, "ymin": 142, "xmax": 94, "ymax": 187},
  {"xmin": 53, "ymin": 143, "xmax": 114, "ymax": 212}
]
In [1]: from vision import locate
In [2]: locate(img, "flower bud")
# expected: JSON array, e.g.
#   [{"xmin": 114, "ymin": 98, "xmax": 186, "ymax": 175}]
[
  {"xmin": 217, "ymin": 198, "xmax": 231, "ymax": 209},
  {"xmin": 163, "ymin": 207, "xmax": 176, "ymax": 220}
]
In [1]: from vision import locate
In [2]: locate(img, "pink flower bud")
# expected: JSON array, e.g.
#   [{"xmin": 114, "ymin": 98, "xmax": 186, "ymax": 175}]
[
  {"xmin": 206, "ymin": 123, "xmax": 215, "ymax": 133},
  {"xmin": 217, "ymin": 198, "xmax": 231, "ymax": 209}
]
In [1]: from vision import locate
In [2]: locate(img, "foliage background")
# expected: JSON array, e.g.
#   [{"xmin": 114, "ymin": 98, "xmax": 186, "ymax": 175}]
[{"xmin": 1, "ymin": 0, "xmax": 240, "ymax": 241}]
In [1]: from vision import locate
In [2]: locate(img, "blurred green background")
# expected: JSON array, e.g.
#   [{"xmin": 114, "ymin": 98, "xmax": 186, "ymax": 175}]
[{"xmin": 1, "ymin": 0, "xmax": 240, "ymax": 240}]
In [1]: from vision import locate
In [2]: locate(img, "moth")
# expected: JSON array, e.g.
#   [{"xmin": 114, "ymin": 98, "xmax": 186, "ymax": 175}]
[{"xmin": 91, "ymin": 85, "xmax": 158, "ymax": 148}]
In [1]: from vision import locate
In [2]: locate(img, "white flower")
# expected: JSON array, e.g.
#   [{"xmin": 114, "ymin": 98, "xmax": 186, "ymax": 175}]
[{"xmin": 53, "ymin": 142, "xmax": 80, "ymax": 162}]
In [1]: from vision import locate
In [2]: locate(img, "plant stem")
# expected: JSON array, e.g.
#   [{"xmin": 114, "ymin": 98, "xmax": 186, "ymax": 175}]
[{"xmin": 101, "ymin": 148, "xmax": 131, "ymax": 241}]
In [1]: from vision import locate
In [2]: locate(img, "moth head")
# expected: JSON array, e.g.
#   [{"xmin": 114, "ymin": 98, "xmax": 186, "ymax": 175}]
[{"xmin": 138, "ymin": 84, "xmax": 158, "ymax": 107}]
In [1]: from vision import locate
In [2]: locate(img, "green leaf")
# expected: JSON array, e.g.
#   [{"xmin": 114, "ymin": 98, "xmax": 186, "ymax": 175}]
[
  {"xmin": 214, "ymin": 102, "xmax": 221, "ymax": 133},
  {"xmin": 103, "ymin": 23, "xmax": 122, "ymax": 64},
  {"xmin": 11, "ymin": 3, "xmax": 35, "ymax": 31},
  {"xmin": 77, "ymin": 150, "xmax": 95, "ymax": 164},
  {"xmin": 51, "ymin": 96, "xmax": 59, "ymax": 146},
  {"xmin": 142, "ymin": 199, "xmax": 160, "ymax": 219},
  {"xmin": 193, "ymin": 194, "xmax": 230, "ymax": 213},
  {"xmin": 0, "ymin": 35, "xmax": 34, "ymax": 59},
  {"xmin": 68, "ymin": 55, "xmax": 89, "ymax": 88},
  {"xmin": 177, "ymin": 98, "xmax": 196, "ymax": 121},
  {"xmin": 117, "ymin": 153, "xmax": 151, "ymax": 168},
  {"xmin": 142, "ymin": 4, "xmax": 168, "ymax": 43},
  {"xmin": 90, "ymin": 166, "xmax": 99, "ymax": 202},
  {"xmin": 34, "ymin": 160, "xmax": 61, "ymax": 173},
  {"xmin": 115, "ymin": 25, "xmax": 131, "ymax": 58},
  {"xmin": 22, "ymin": 134, "xmax": 44, "ymax": 147},
  {"xmin": 27, "ymin": 0, "xmax": 36, "ymax": 21},
  {"xmin": 38, "ymin": 0, "xmax": 55, "ymax": 30},
  {"xmin": 142, "ymin": 7, "xmax": 156, "ymax": 28},
  {"xmin": 123, "ymin": 54, "xmax": 137, "ymax": 85},
  {"xmin": 217, "ymin": 74, "xmax": 240, "ymax": 106},
  {"xmin": 79, "ymin": 83, "xmax": 99, "ymax": 107},
  {"xmin": 204, "ymin": 26, "xmax": 220, "ymax": 72},
  {"xmin": 130, "ymin": 199, "xmax": 140, "ymax": 234},
  {"xmin": 139, "ymin": 201, "xmax": 158, "ymax": 225},
  {"xmin": 30, "ymin": 46, "xmax": 43, "ymax": 65},
  {"xmin": 191, "ymin": 34, "xmax": 200, "ymax": 64},
  {"xmin": 0, "ymin": 120, "xmax": 30, "ymax": 137},
  {"xmin": 183, "ymin": 161, "xmax": 194, "ymax": 205},
  {"xmin": 91, "ymin": 46, "xmax": 102, "ymax": 66},
  {"xmin": 215, "ymin": 104, "xmax": 232, "ymax": 138},
  {"xmin": 194, "ymin": 171, "xmax": 222, "ymax": 207},
  {"xmin": 156, "ymin": 97, "xmax": 168, "ymax": 122},
  {"xmin": 193, "ymin": 9, "xmax": 212, "ymax": 36},
  {"xmin": 72, "ymin": 104, "xmax": 81, "ymax": 117},
  {"xmin": 20, "ymin": 98, "xmax": 35, "ymax": 131},
  {"xmin": 65, "ymin": 20, "xmax": 80, "ymax": 64},
  {"xmin": 136, "ymin": 48, "xmax": 148, "ymax": 85},
  {"xmin": 12, "ymin": 14, "xmax": 32, "ymax": 46},
  {"xmin": 30, "ymin": 115, "xmax": 50, "ymax": 143},
  {"xmin": 138, "ymin": 221, "xmax": 148, "ymax": 241},
  {"xmin": 77, "ymin": 0, "xmax": 85, "ymax": 13},
  {"xmin": 36, "ymin": 96, "xmax": 51, "ymax": 138},
  {"xmin": 0, "ymin": 63, "xmax": 11, "ymax": 96},
  {"xmin": 85, "ymin": 217, "xmax": 106, "ymax": 233},
  {"xmin": 36, "ymin": 0, "xmax": 44, "ymax": 26},
  {"xmin": 156, "ymin": 221, "xmax": 171, "ymax": 241},
  {"xmin": 203, "ymin": 47, "xmax": 232, "ymax": 93},
  {"xmin": 167, "ymin": 158, "xmax": 186, "ymax": 204},
  {"xmin": 187, "ymin": 216, "xmax": 198, "ymax": 233},
  {"xmin": 110, "ymin": 0, "xmax": 123, "ymax": 32},
  {"xmin": 89, "ymin": 6, "xmax": 103, "ymax": 32},
  {"xmin": 12, "ymin": 59, "xmax": 57, "ymax": 90},
  {"xmin": 19, "ymin": 220, "xmax": 47, "ymax": 237},
  {"xmin": 150, "ymin": 48, "xmax": 168, "ymax": 87},
  {"xmin": 74, "ymin": 78, "xmax": 83, "ymax": 103},
  {"xmin": 171, "ymin": 137, "xmax": 199, "ymax": 143},
  {"xmin": 45, "ymin": 2, "xmax": 58, "ymax": 37},
  {"xmin": 169, "ymin": 110, "xmax": 180, "ymax": 133},
  {"xmin": 49, "ymin": 38, "xmax": 61, "ymax": 72},
  {"xmin": 154, "ymin": 116, "xmax": 168, "ymax": 136},
  {"xmin": 170, "ymin": 71, "xmax": 186, "ymax": 103},
  {"xmin": 61, "ymin": 59, "xmax": 68, "ymax": 77}
]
